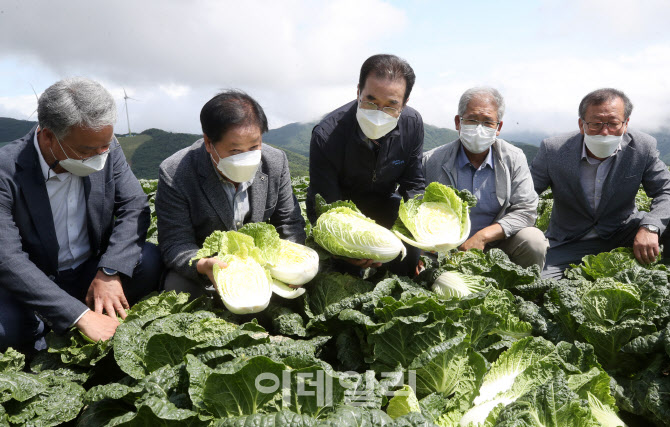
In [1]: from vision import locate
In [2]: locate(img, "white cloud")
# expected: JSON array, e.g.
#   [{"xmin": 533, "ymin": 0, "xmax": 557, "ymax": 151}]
[
  {"xmin": 0, "ymin": 94, "xmax": 39, "ymax": 119},
  {"xmin": 0, "ymin": 0, "xmax": 406, "ymax": 131},
  {"xmin": 1, "ymin": 0, "xmax": 669, "ymax": 140},
  {"xmin": 411, "ymin": 42, "xmax": 670, "ymax": 138},
  {"xmin": 159, "ymin": 84, "xmax": 190, "ymax": 99}
]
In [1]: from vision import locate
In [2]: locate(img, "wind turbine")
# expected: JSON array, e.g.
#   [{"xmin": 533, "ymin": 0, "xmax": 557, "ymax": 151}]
[
  {"xmin": 27, "ymin": 84, "xmax": 39, "ymax": 119},
  {"xmin": 122, "ymin": 88, "xmax": 138, "ymax": 136}
]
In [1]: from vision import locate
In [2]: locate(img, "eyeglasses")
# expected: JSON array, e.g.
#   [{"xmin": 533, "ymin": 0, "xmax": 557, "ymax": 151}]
[
  {"xmin": 359, "ymin": 100, "xmax": 401, "ymax": 118},
  {"xmin": 58, "ymin": 138, "xmax": 118, "ymax": 163},
  {"xmin": 460, "ymin": 117, "xmax": 500, "ymax": 129},
  {"xmin": 581, "ymin": 120, "xmax": 626, "ymax": 132}
]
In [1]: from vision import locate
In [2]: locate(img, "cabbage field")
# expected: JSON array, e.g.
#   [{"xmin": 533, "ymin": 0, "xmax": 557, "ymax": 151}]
[{"xmin": 0, "ymin": 178, "xmax": 667, "ymax": 426}]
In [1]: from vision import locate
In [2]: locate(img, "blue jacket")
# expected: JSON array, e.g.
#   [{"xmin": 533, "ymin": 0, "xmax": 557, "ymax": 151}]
[
  {"xmin": 306, "ymin": 100, "xmax": 425, "ymax": 228},
  {"xmin": 0, "ymin": 127, "xmax": 150, "ymax": 332}
]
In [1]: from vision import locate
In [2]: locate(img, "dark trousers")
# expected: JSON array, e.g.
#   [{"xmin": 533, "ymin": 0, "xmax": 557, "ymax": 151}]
[
  {"xmin": 542, "ymin": 220, "xmax": 650, "ymax": 279},
  {"xmin": 0, "ymin": 243, "xmax": 162, "ymax": 353}
]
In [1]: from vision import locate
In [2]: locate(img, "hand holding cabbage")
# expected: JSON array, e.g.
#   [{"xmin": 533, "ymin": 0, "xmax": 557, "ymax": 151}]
[
  {"xmin": 190, "ymin": 223, "xmax": 319, "ymax": 313},
  {"xmin": 195, "ymin": 256, "xmax": 229, "ymax": 286},
  {"xmin": 311, "ymin": 194, "xmax": 406, "ymax": 263}
]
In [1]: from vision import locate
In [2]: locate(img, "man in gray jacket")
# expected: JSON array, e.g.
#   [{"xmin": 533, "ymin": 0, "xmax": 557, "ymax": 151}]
[
  {"xmin": 531, "ymin": 88, "xmax": 670, "ymax": 278},
  {"xmin": 156, "ymin": 90, "xmax": 305, "ymax": 297},
  {"xmin": 423, "ymin": 87, "xmax": 548, "ymax": 268},
  {"xmin": 0, "ymin": 78, "xmax": 161, "ymax": 351}
]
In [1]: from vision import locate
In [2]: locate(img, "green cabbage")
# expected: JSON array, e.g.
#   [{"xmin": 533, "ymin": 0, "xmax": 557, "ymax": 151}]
[{"xmin": 392, "ymin": 182, "xmax": 473, "ymax": 253}]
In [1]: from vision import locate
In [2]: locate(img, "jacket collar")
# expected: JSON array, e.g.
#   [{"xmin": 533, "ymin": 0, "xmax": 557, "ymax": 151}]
[
  {"xmin": 15, "ymin": 126, "xmax": 59, "ymax": 271},
  {"xmin": 197, "ymin": 140, "xmax": 235, "ymax": 230},
  {"xmin": 595, "ymin": 132, "xmax": 634, "ymax": 217},
  {"xmin": 248, "ymin": 166, "xmax": 269, "ymax": 223}
]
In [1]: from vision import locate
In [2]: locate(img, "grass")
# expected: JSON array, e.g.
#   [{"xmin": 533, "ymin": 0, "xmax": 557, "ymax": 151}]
[{"xmin": 118, "ymin": 134, "xmax": 153, "ymax": 166}]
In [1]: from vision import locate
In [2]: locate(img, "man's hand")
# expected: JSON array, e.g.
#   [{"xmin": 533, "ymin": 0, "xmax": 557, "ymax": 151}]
[
  {"xmin": 196, "ymin": 257, "xmax": 229, "ymax": 286},
  {"xmin": 333, "ymin": 255, "xmax": 382, "ymax": 269},
  {"xmin": 459, "ymin": 234, "xmax": 487, "ymax": 251},
  {"xmin": 86, "ymin": 271, "xmax": 130, "ymax": 320},
  {"xmin": 458, "ymin": 224, "xmax": 505, "ymax": 252},
  {"xmin": 415, "ymin": 258, "xmax": 425, "ymax": 276},
  {"xmin": 633, "ymin": 227, "xmax": 660, "ymax": 264},
  {"xmin": 75, "ymin": 310, "xmax": 120, "ymax": 342}
]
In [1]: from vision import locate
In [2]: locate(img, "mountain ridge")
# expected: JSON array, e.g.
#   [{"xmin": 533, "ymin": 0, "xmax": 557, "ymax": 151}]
[{"xmin": 2, "ymin": 116, "xmax": 668, "ymax": 179}]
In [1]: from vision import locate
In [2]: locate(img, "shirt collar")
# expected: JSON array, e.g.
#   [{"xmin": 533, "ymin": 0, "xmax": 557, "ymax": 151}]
[
  {"xmin": 457, "ymin": 143, "xmax": 494, "ymax": 170},
  {"xmin": 33, "ymin": 129, "xmax": 71, "ymax": 182}
]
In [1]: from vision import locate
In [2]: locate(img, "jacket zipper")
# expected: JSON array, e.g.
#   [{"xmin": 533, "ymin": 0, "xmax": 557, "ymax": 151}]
[{"xmin": 371, "ymin": 139, "xmax": 381, "ymax": 183}]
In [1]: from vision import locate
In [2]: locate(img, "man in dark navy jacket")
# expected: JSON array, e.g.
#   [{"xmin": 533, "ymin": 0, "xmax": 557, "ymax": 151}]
[{"xmin": 306, "ymin": 54, "xmax": 425, "ymax": 275}]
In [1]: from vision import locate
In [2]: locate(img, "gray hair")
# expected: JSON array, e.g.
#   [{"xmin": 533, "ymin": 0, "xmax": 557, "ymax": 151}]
[
  {"xmin": 578, "ymin": 88, "xmax": 633, "ymax": 120},
  {"xmin": 37, "ymin": 77, "xmax": 117, "ymax": 140},
  {"xmin": 458, "ymin": 87, "xmax": 506, "ymax": 121}
]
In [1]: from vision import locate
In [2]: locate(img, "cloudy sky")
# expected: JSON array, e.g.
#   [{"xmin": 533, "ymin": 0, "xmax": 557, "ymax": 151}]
[{"xmin": 1, "ymin": 0, "xmax": 669, "ymax": 142}]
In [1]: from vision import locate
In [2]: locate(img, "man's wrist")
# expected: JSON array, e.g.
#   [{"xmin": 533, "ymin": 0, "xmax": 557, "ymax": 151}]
[
  {"xmin": 99, "ymin": 267, "xmax": 120, "ymax": 277},
  {"xmin": 641, "ymin": 224, "xmax": 660, "ymax": 235},
  {"xmin": 71, "ymin": 308, "xmax": 90, "ymax": 328}
]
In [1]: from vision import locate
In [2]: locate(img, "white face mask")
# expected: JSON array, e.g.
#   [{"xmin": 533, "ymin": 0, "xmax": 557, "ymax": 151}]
[
  {"xmin": 459, "ymin": 124, "xmax": 497, "ymax": 154},
  {"xmin": 52, "ymin": 138, "xmax": 109, "ymax": 177},
  {"xmin": 356, "ymin": 104, "xmax": 399, "ymax": 140},
  {"xmin": 583, "ymin": 132, "xmax": 622, "ymax": 158},
  {"xmin": 212, "ymin": 148, "xmax": 262, "ymax": 183}
]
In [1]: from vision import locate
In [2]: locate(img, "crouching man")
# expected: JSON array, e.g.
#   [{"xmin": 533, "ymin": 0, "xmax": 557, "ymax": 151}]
[
  {"xmin": 423, "ymin": 87, "xmax": 548, "ymax": 268},
  {"xmin": 0, "ymin": 77, "xmax": 162, "ymax": 351}
]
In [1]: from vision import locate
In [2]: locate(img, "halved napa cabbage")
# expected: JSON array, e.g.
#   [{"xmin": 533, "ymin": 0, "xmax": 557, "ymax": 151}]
[
  {"xmin": 271, "ymin": 279, "xmax": 306, "ymax": 299},
  {"xmin": 268, "ymin": 240, "xmax": 319, "ymax": 286},
  {"xmin": 193, "ymin": 226, "xmax": 317, "ymax": 307},
  {"xmin": 392, "ymin": 182, "xmax": 474, "ymax": 253},
  {"xmin": 213, "ymin": 256, "xmax": 272, "ymax": 314},
  {"xmin": 313, "ymin": 206, "xmax": 406, "ymax": 263}
]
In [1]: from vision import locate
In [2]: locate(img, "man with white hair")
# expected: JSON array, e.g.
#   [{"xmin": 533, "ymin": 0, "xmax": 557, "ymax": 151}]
[
  {"xmin": 0, "ymin": 77, "xmax": 161, "ymax": 351},
  {"xmin": 423, "ymin": 87, "xmax": 548, "ymax": 268}
]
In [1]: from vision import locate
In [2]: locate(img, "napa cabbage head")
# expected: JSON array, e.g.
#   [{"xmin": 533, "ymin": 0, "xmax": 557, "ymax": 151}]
[
  {"xmin": 392, "ymin": 182, "xmax": 474, "ymax": 253},
  {"xmin": 312, "ymin": 197, "xmax": 406, "ymax": 263},
  {"xmin": 431, "ymin": 270, "xmax": 489, "ymax": 299},
  {"xmin": 268, "ymin": 240, "xmax": 319, "ymax": 286},
  {"xmin": 459, "ymin": 337, "xmax": 559, "ymax": 426},
  {"xmin": 213, "ymin": 255, "xmax": 272, "ymax": 314}
]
